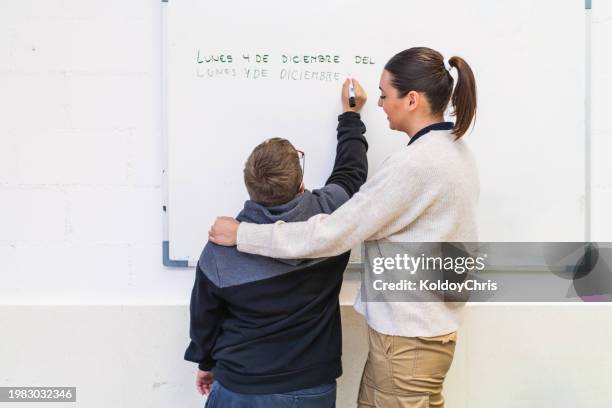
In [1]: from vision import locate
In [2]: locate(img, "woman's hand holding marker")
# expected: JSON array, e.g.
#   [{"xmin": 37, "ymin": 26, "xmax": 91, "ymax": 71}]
[{"xmin": 342, "ymin": 77, "xmax": 367, "ymax": 113}]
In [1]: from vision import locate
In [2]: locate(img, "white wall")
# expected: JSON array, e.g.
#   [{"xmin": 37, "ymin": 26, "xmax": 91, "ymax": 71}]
[
  {"xmin": 1, "ymin": 1, "xmax": 611, "ymax": 408},
  {"xmin": 2, "ymin": 305, "xmax": 612, "ymax": 408},
  {"xmin": 0, "ymin": 0, "xmax": 194, "ymax": 304}
]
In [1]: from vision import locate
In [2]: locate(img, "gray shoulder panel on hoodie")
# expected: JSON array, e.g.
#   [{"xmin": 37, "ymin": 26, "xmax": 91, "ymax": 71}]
[{"xmin": 198, "ymin": 184, "xmax": 351, "ymax": 288}]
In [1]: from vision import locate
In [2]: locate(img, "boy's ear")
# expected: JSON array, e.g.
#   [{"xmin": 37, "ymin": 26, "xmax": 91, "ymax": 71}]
[{"xmin": 298, "ymin": 181, "xmax": 305, "ymax": 193}]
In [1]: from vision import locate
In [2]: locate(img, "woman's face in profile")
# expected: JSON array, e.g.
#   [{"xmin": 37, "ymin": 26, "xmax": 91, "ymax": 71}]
[{"xmin": 378, "ymin": 70, "xmax": 407, "ymax": 132}]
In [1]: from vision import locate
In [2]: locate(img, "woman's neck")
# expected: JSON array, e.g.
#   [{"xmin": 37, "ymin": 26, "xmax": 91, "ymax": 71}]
[{"xmin": 405, "ymin": 116, "xmax": 445, "ymax": 138}]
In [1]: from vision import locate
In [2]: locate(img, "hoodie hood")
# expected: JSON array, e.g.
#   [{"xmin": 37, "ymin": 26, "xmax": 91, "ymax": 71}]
[{"xmin": 236, "ymin": 191, "xmax": 317, "ymax": 225}]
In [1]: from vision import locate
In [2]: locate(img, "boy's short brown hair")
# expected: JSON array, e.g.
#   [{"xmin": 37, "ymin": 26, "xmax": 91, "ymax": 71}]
[{"xmin": 243, "ymin": 138, "xmax": 303, "ymax": 207}]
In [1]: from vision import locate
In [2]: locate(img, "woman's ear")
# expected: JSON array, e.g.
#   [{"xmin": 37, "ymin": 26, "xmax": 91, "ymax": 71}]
[
  {"xmin": 405, "ymin": 90, "xmax": 419, "ymax": 112},
  {"xmin": 298, "ymin": 181, "xmax": 305, "ymax": 193}
]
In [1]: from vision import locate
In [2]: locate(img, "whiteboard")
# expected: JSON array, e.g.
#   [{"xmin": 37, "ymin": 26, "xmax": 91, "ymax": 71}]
[{"xmin": 164, "ymin": 0, "xmax": 586, "ymax": 265}]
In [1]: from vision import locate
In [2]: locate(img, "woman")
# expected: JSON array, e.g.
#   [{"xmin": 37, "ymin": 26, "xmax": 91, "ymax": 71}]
[{"xmin": 209, "ymin": 47, "xmax": 479, "ymax": 408}]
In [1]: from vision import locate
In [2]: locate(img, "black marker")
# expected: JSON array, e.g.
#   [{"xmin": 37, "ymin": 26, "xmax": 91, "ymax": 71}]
[{"xmin": 348, "ymin": 77, "xmax": 356, "ymax": 108}]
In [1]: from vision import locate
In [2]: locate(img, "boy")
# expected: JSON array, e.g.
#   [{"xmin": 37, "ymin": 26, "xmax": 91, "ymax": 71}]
[{"xmin": 185, "ymin": 109, "xmax": 367, "ymax": 407}]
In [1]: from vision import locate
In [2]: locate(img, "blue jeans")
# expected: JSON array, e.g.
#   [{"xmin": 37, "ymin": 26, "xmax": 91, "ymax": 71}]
[{"xmin": 204, "ymin": 381, "xmax": 336, "ymax": 408}]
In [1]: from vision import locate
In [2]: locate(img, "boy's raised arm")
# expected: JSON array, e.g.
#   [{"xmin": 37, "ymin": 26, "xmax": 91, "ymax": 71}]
[{"xmin": 324, "ymin": 111, "xmax": 368, "ymax": 198}]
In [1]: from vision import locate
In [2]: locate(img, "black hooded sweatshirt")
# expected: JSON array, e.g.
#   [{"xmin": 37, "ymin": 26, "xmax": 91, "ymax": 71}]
[{"xmin": 184, "ymin": 112, "xmax": 368, "ymax": 394}]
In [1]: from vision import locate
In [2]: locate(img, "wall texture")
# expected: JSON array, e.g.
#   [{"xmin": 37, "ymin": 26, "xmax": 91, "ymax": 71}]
[{"xmin": 0, "ymin": 0, "xmax": 195, "ymax": 304}]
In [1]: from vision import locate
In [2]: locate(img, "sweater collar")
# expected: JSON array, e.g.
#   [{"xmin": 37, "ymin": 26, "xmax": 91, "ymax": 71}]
[{"xmin": 407, "ymin": 122, "xmax": 454, "ymax": 146}]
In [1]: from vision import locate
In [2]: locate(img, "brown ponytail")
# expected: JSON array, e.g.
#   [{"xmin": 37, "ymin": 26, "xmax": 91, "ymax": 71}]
[
  {"xmin": 384, "ymin": 47, "xmax": 477, "ymax": 139},
  {"xmin": 448, "ymin": 56, "xmax": 477, "ymax": 138}
]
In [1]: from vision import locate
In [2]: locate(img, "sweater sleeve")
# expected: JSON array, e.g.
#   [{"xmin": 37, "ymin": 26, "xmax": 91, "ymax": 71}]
[
  {"xmin": 237, "ymin": 157, "xmax": 443, "ymax": 259},
  {"xmin": 184, "ymin": 263, "xmax": 226, "ymax": 371}
]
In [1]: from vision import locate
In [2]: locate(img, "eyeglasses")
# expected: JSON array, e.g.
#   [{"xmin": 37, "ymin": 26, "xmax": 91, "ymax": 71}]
[
  {"xmin": 296, "ymin": 149, "xmax": 305, "ymax": 188},
  {"xmin": 296, "ymin": 149, "xmax": 305, "ymax": 172}
]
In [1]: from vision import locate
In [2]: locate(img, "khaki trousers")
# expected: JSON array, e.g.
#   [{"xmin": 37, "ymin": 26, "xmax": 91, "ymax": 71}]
[{"xmin": 357, "ymin": 326, "xmax": 457, "ymax": 408}]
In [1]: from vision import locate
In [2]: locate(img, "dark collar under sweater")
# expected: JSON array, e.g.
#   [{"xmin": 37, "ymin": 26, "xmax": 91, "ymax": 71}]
[{"xmin": 408, "ymin": 121, "xmax": 454, "ymax": 146}]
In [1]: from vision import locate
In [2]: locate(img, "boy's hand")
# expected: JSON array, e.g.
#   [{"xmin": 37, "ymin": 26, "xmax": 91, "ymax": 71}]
[
  {"xmin": 209, "ymin": 216, "xmax": 239, "ymax": 246},
  {"xmin": 342, "ymin": 78, "xmax": 367, "ymax": 113},
  {"xmin": 196, "ymin": 369, "xmax": 214, "ymax": 395}
]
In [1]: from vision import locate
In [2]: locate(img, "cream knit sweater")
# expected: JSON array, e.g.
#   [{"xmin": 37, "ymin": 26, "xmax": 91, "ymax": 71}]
[{"xmin": 237, "ymin": 129, "xmax": 480, "ymax": 337}]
